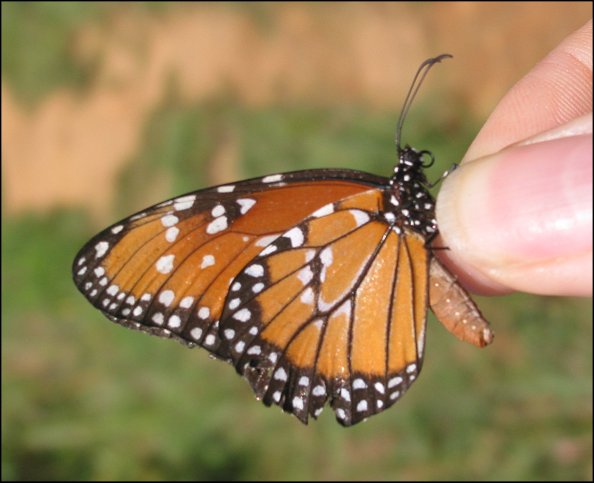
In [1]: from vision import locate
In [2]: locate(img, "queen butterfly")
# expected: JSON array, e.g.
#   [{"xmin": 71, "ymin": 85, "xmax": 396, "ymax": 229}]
[{"xmin": 72, "ymin": 54, "xmax": 493, "ymax": 426}]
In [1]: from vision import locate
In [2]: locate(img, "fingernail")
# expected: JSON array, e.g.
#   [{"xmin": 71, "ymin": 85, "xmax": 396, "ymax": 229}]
[{"xmin": 517, "ymin": 113, "xmax": 592, "ymax": 145}]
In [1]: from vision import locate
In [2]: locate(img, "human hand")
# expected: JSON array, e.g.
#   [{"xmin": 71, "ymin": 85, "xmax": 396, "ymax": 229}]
[{"xmin": 435, "ymin": 20, "xmax": 592, "ymax": 297}]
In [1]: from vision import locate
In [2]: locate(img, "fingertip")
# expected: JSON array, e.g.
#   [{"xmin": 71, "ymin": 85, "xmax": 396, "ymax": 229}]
[{"xmin": 436, "ymin": 134, "xmax": 593, "ymax": 296}]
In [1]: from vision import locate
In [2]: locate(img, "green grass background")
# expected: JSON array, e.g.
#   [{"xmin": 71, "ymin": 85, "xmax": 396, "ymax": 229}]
[{"xmin": 2, "ymin": 3, "xmax": 592, "ymax": 481}]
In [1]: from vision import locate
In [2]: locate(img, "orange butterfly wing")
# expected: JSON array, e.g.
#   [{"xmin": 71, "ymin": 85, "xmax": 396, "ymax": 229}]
[
  {"xmin": 72, "ymin": 170, "xmax": 387, "ymax": 355},
  {"xmin": 217, "ymin": 188, "xmax": 431, "ymax": 426}
]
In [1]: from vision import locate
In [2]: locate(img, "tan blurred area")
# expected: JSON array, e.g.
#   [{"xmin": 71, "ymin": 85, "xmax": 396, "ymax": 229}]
[{"xmin": 2, "ymin": 2, "xmax": 591, "ymax": 219}]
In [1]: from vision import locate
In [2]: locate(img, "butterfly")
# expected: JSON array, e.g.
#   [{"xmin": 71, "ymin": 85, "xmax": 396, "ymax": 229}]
[{"xmin": 72, "ymin": 54, "xmax": 493, "ymax": 427}]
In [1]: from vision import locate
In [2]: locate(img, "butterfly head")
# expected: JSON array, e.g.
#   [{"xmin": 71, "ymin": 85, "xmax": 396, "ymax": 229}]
[{"xmin": 388, "ymin": 145, "xmax": 437, "ymax": 238}]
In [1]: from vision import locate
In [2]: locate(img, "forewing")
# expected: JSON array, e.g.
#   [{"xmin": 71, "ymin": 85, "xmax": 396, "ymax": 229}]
[{"xmin": 72, "ymin": 169, "xmax": 387, "ymax": 356}]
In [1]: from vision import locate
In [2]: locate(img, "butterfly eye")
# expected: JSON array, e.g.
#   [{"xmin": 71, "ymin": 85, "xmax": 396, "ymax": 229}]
[{"xmin": 419, "ymin": 150, "xmax": 435, "ymax": 169}]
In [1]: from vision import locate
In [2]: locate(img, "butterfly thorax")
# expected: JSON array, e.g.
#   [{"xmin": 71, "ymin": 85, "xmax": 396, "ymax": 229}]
[{"xmin": 386, "ymin": 145, "xmax": 437, "ymax": 239}]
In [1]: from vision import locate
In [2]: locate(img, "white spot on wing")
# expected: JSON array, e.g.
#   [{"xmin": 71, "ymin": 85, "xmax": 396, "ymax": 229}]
[
  {"xmin": 233, "ymin": 308, "xmax": 251, "ymax": 322},
  {"xmin": 245, "ymin": 264, "xmax": 264, "ymax": 277},
  {"xmin": 111, "ymin": 225, "xmax": 124, "ymax": 234},
  {"xmin": 292, "ymin": 397, "xmax": 304, "ymax": 410},
  {"xmin": 217, "ymin": 185, "xmax": 235, "ymax": 193},
  {"xmin": 319, "ymin": 246, "xmax": 333, "ymax": 282},
  {"xmin": 259, "ymin": 244, "xmax": 277, "ymax": 257},
  {"xmin": 207, "ymin": 216, "xmax": 228, "ymax": 234},
  {"xmin": 174, "ymin": 195, "xmax": 195, "ymax": 211},
  {"xmin": 237, "ymin": 198, "xmax": 256, "ymax": 214},
  {"xmin": 198, "ymin": 307, "xmax": 210, "ymax": 319},
  {"xmin": 298, "ymin": 376, "xmax": 309, "ymax": 386},
  {"xmin": 247, "ymin": 345, "xmax": 261, "ymax": 355},
  {"xmin": 311, "ymin": 203, "xmax": 334, "ymax": 218},
  {"xmin": 200, "ymin": 254, "xmax": 215, "ymax": 268},
  {"xmin": 156, "ymin": 254, "xmax": 175, "ymax": 274},
  {"xmin": 211, "ymin": 204, "xmax": 225, "ymax": 217},
  {"xmin": 353, "ymin": 378, "xmax": 367, "ymax": 390},
  {"xmin": 165, "ymin": 226, "xmax": 179, "ymax": 242},
  {"xmin": 161, "ymin": 214, "xmax": 179, "ymax": 227},
  {"xmin": 190, "ymin": 327, "xmax": 203, "ymax": 340},
  {"xmin": 95, "ymin": 241, "xmax": 109, "ymax": 258},
  {"xmin": 350, "ymin": 209, "xmax": 370, "ymax": 227},
  {"xmin": 300, "ymin": 287, "xmax": 314, "ymax": 305},
  {"xmin": 152, "ymin": 313, "xmax": 164, "ymax": 325},
  {"xmin": 388, "ymin": 376, "xmax": 403, "ymax": 388},
  {"xmin": 255, "ymin": 235, "xmax": 279, "ymax": 247},
  {"xmin": 274, "ymin": 367, "xmax": 288, "ymax": 381},
  {"xmin": 263, "ymin": 174, "xmax": 282, "ymax": 183},
  {"xmin": 231, "ymin": 282, "xmax": 241, "ymax": 291},
  {"xmin": 284, "ymin": 227, "xmax": 304, "ymax": 247},
  {"xmin": 174, "ymin": 201, "xmax": 193, "ymax": 211},
  {"xmin": 168, "ymin": 315, "xmax": 181, "ymax": 328},
  {"xmin": 224, "ymin": 329, "xmax": 235, "ymax": 339},
  {"xmin": 297, "ymin": 266, "xmax": 314, "ymax": 285},
  {"xmin": 158, "ymin": 290, "xmax": 175, "ymax": 307},
  {"xmin": 180, "ymin": 296, "xmax": 194, "ymax": 309},
  {"xmin": 312, "ymin": 385, "xmax": 325, "ymax": 397}
]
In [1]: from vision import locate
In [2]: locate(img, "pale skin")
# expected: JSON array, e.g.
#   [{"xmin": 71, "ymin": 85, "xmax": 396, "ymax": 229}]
[{"xmin": 435, "ymin": 20, "xmax": 592, "ymax": 297}]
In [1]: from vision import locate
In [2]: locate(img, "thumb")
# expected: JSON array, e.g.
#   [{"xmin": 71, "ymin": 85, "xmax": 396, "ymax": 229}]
[{"xmin": 435, "ymin": 115, "xmax": 593, "ymax": 297}]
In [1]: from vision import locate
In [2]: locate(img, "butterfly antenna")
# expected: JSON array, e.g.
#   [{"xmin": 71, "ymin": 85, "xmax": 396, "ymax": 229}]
[{"xmin": 395, "ymin": 53, "xmax": 453, "ymax": 152}]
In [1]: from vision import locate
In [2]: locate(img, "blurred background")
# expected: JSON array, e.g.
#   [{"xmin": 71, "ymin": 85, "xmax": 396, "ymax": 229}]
[{"xmin": 2, "ymin": 2, "xmax": 592, "ymax": 480}]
